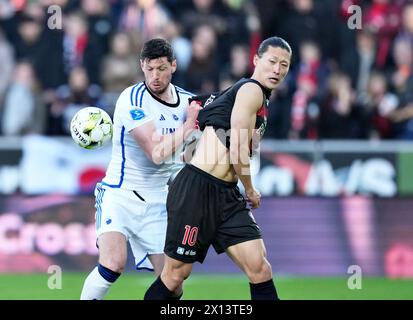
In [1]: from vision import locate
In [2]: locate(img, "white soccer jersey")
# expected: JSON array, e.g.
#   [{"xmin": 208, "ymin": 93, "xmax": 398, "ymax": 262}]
[{"xmin": 101, "ymin": 82, "xmax": 193, "ymax": 192}]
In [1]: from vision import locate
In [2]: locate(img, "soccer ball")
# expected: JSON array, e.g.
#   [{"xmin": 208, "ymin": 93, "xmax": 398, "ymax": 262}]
[{"xmin": 70, "ymin": 107, "xmax": 113, "ymax": 149}]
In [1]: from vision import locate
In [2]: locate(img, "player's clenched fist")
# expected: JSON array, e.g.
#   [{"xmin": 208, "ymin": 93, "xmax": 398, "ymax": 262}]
[{"xmin": 246, "ymin": 187, "xmax": 261, "ymax": 209}]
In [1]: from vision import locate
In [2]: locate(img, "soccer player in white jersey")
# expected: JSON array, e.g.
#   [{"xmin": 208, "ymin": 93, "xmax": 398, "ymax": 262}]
[{"xmin": 80, "ymin": 38, "xmax": 201, "ymax": 300}]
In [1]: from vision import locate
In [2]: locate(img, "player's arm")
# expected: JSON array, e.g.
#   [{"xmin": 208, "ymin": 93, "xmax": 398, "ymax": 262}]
[
  {"xmin": 181, "ymin": 129, "xmax": 202, "ymax": 163},
  {"xmin": 230, "ymin": 83, "xmax": 263, "ymax": 209},
  {"xmin": 132, "ymin": 101, "xmax": 201, "ymax": 164}
]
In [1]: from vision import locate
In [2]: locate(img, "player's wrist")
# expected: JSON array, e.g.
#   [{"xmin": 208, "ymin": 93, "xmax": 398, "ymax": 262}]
[{"xmin": 183, "ymin": 120, "xmax": 196, "ymax": 134}]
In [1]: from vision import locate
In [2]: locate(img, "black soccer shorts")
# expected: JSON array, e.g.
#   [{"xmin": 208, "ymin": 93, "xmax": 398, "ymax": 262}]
[{"xmin": 164, "ymin": 164, "xmax": 262, "ymax": 263}]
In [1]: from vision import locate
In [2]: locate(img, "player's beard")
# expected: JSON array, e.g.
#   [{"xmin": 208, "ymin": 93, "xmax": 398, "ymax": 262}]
[{"xmin": 149, "ymin": 82, "xmax": 168, "ymax": 95}]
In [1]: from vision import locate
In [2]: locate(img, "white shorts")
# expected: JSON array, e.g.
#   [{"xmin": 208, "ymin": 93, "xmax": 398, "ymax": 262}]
[{"xmin": 94, "ymin": 182, "xmax": 168, "ymax": 271}]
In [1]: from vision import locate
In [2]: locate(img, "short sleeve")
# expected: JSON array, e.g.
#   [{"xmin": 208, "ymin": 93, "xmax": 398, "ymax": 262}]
[{"xmin": 116, "ymin": 86, "xmax": 154, "ymax": 132}]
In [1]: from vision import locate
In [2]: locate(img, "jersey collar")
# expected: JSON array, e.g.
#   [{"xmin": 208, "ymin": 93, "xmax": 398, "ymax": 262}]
[{"xmin": 144, "ymin": 82, "xmax": 181, "ymax": 108}]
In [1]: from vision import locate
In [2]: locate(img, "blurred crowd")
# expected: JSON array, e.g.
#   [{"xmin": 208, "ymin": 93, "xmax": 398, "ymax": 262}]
[{"xmin": 1, "ymin": 0, "xmax": 413, "ymax": 140}]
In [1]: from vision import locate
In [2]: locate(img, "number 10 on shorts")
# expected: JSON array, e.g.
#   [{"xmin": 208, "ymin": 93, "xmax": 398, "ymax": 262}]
[{"xmin": 182, "ymin": 225, "xmax": 198, "ymax": 246}]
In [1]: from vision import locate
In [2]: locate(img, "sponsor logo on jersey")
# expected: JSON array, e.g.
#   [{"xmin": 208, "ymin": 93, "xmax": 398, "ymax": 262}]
[
  {"xmin": 257, "ymin": 122, "xmax": 266, "ymax": 138},
  {"xmin": 172, "ymin": 114, "xmax": 179, "ymax": 121},
  {"xmin": 162, "ymin": 128, "xmax": 177, "ymax": 135},
  {"xmin": 159, "ymin": 114, "xmax": 166, "ymax": 121},
  {"xmin": 105, "ymin": 218, "xmax": 112, "ymax": 225},
  {"xmin": 130, "ymin": 109, "xmax": 145, "ymax": 120},
  {"xmin": 204, "ymin": 94, "xmax": 216, "ymax": 107}
]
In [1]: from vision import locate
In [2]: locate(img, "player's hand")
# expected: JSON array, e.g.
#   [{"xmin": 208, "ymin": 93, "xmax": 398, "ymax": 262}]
[
  {"xmin": 245, "ymin": 187, "xmax": 261, "ymax": 209},
  {"xmin": 186, "ymin": 101, "xmax": 202, "ymax": 127}
]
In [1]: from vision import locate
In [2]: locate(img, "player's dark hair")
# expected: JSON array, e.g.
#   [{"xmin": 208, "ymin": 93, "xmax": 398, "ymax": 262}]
[
  {"xmin": 140, "ymin": 38, "xmax": 175, "ymax": 63},
  {"xmin": 257, "ymin": 36, "xmax": 292, "ymax": 57}
]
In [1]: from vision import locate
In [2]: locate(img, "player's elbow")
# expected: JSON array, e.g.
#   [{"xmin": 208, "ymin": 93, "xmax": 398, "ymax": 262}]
[
  {"xmin": 146, "ymin": 149, "xmax": 164, "ymax": 165},
  {"xmin": 230, "ymin": 143, "xmax": 249, "ymax": 167},
  {"xmin": 229, "ymin": 145, "xmax": 241, "ymax": 166},
  {"xmin": 140, "ymin": 143, "xmax": 161, "ymax": 164},
  {"xmin": 151, "ymin": 154, "xmax": 164, "ymax": 165}
]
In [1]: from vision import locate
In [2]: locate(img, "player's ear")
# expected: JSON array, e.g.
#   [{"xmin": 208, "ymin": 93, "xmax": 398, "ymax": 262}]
[
  {"xmin": 171, "ymin": 59, "xmax": 177, "ymax": 73},
  {"xmin": 140, "ymin": 59, "xmax": 144, "ymax": 71},
  {"xmin": 253, "ymin": 54, "xmax": 259, "ymax": 67}
]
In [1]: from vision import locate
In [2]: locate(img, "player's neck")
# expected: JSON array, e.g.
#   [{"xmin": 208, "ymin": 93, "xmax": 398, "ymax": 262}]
[{"xmin": 153, "ymin": 84, "xmax": 176, "ymax": 104}]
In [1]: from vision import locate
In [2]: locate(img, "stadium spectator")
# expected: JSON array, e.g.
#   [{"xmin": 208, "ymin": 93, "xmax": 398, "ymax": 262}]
[
  {"xmin": 159, "ymin": 20, "xmax": 192, "ymax": 86},
  {"xmin": 288, "ymin": 40, "xmax": 329, "ymax": 139},
  {"xmin": 1, "ymin": 61, "xmax": 46, "ymax": 136},
  {"xmin": 392, "ymin": 3, "xmax": 413, "ymax": 66},
  {"xmin": 178, "ymin": 0, "xmax": 234, "ymax": 64},
  {"xmin": 341, "ymin": 30, "xmax": 377, "ymax": 94},
  {"xmin": 278, "ymin": 0, "xmax": 331, "ymax": 64},
  {"xmin": 63, "ymin": 11, "xmax": 107, "ymax": 85},
  {"xmin": 0, "ymin": 29, "xmax": 14, "ymax": 104},
  {"xmin": 184, "ymin": 23, "xmax": 219, "ymax": 94},
  {"xmin": 62, "ymin": 12, "xmax": 89, "ymax": 75},
  {"xmin": 289, "ymin": 75, "xmax": 319, "ymax": 139},
  {"xmin": 389, "ymin": 74, "xmax": 413, "ymax": 140},
  {"xmin": 220, "ymin": 43, "xmax": 251, "ymax": 86},
  {"xmin": 220, "ymin": 0, "xmax": 254, "ymax": 62},
  {"xmin": 6, "ymin": 11, "xmax": 65, "ymax": 89},
  {"xmin": 118, "ymin": 0, "xmax": 171, "ymax": 41},
  {"xmin": 1, "ymin": 0, "xmax": 413, "ymax": 140},
  {"xmin": 318, "ymin": 72, "xmax": 360, "ymax": 139},
  {"xmin": 390, "ymin": 35, "xmax": 413, "ymax": 94},
  {"xmin": 387, "ymin": 3, "xmax": 413, "ymax": 139},
  {"xmin": 254, "ymin": 0, "xmax": 288, "ymax": 41},
  {"xmin": 357, "ymin": 71, "xmax": 398, "ymax": 139},
  {"xmin": 178, "ymin": 0, "xmax": 228, "ymax": 40},
  {"xmin": 46, "ymin": 66, "xmax": 103, "ymax": 135},
  {"xmin": 101, "ymin": 31, "xmax": 143, "ymax": 109},
  {"xmin": 80, "ymin": 0, "xmax": 113, "ymax": 84},
  {"xmin": 363, "ymin": 0, "xmax": 402, "ymax": 68}
]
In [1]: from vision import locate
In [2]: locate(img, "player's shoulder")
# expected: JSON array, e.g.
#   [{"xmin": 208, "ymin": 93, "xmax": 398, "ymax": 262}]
[
  {"xmin": 173, "ymin": 84, "xmax": 195, "ymax": 98},
  {"xmin": 233, "ymin": 80, "xmax": 265, "ymax": 110},
  {"xmin": 118, "ymin": 82, "xmax": 146, "ymax": 103},
  {"xmin": 235, "ymin": 79, "xmax": 265, "ymax": 102},
  {"xmin": 237, "ymin": 78, "xmax": 263, "ymax": 93}
]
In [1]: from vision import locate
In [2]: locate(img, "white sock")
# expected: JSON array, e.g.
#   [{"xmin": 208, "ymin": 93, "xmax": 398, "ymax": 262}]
[{"xmin": 80, "ymin": 266, "xmax": 113, "ymax": 300}]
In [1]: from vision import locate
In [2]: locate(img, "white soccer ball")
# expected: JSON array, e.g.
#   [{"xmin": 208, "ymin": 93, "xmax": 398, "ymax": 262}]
[{"xmin": 70, "ymin": 107, "xmax": 113, "ymax": 150}]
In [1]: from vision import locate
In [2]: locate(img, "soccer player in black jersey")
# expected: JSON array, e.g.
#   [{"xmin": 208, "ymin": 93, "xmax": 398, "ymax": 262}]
[{"xmin": 144, "ymin": 37, "xmax": 292, "ymax": 300}]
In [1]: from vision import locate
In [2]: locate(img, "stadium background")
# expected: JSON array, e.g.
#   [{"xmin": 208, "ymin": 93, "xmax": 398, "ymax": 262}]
[{"xmin": 1, "ymin": 0, "xmax": 413, "ymax": 299}]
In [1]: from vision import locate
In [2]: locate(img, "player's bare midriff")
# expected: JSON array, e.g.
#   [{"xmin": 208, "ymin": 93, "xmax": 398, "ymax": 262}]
[{"xmin": 190, "ymin": 126, "xmax": 238, "ymax": 182}]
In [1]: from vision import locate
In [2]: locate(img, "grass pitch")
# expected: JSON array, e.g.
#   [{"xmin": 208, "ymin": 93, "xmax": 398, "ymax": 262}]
[{"xmin": 0, "ymin": 273, "xmax": 412, "ymax": 300}]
